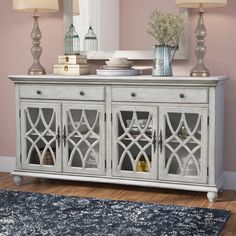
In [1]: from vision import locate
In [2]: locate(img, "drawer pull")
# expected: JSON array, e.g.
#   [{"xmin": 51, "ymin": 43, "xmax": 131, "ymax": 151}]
[
  {"xmin": 80, "ymin": 91, "xmax": 85, "ymax": 96},
  {"xmin": 131, "ymin": 92, "xmax": 136, "ymax": 97},
  {"xmin": 179, "ymin": 93, "xmax": 185, "ymax": 98},
  {"xmin": 64, "ymin": 65, "xmax": 68, "ymax": 71},
  {"xmin": 36, "ymin": 90, "xmax": 42, "ymax": 95}
]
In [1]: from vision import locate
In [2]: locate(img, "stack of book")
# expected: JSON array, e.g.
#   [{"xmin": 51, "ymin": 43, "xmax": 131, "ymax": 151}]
[{"xmin": 53, "ymin": 55, "xmax": 90, "ymax": 76}]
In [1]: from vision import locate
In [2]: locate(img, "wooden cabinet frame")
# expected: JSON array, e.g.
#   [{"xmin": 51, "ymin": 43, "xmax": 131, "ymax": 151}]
[{"xmin": 9, "ymin": 75, "xmax": 227, "ymax": 202}]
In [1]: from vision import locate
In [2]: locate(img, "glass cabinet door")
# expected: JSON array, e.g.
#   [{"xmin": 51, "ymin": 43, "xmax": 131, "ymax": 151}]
[
  {"xmin": 112, "ymin": 105, "xmax": 158, "ymax": 179},
  {"xmin": 159, "ymin": 107, "xmax": 208, "ymax": 184},
  {"xmin": 20, "ymin": 102, "xmax": 61, "ymax": 172},
  {"xmin": 62, "ymin": 103, "xmax": 105, "ymax": 175}
]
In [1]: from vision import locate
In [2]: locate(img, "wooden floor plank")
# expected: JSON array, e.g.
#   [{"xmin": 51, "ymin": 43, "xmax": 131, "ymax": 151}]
[{"xmin": 0, "ymin": 173, "xmax": 235, "ymax": 235}]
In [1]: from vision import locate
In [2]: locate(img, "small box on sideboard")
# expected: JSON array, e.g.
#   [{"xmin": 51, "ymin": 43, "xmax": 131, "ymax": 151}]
[
  {"xmin": 58, "ymin": 55, "xmax": 87, "ymax": 65},
  {"xmin": 53, "ymin": 64, "xmax": 90, "ymax": 76},
  {"xmin": 54, "ymin": 55, "xmax": 89, "ymax": 75}
]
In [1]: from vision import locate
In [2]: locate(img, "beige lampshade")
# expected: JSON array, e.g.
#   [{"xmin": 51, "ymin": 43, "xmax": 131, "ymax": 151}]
[
  {"xmin": 73, "ymin": 0, "xmax": 80, "ymax": 16},
  {"xmin": 176, "ymin": 0, "xmax": 227, "ymax": 8},
  {"xmin": 13, "ymin": 0, "xmax": 59, "ymax": 12}
]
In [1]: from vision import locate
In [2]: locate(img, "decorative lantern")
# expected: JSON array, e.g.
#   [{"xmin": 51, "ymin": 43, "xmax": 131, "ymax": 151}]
[
  {"xmin": 84, "ymin": 25, "xmax": 98, "ymax": 51},
  {"xmin": 65, "ymin": 24, "xmax": 80, "ymax": 55}
]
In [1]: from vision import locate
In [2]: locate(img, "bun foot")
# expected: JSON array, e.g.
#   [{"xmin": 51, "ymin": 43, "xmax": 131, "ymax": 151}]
[
  {"xmin": 14, "ymin": 175, "xmax": 23, "ymax": 185},
  {"xmin": 207, "ymin": 191, "xmax": 218, "ymax": 202}
]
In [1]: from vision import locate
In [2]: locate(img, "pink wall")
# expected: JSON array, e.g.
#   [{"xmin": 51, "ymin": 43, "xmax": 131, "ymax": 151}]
[
  {"xmin": 120, "ymin": 0, "xmax": 180, "ymax": 50},
  {"xmin": 0, "ymin": 0, "xmax": 236, "ymax": 172},
  {"xmin": 0, "ymin": 0, "xmax": 64, "ymax": 156}
]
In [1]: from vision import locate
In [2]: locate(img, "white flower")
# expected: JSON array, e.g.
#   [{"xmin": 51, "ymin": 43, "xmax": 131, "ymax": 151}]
[{"xmin": 147, "ymin": 10, "xmax": 185, "ymax": 47}]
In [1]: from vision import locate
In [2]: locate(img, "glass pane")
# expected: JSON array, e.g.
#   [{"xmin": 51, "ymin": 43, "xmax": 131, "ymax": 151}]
[
  {"xmin": 29, "ymin": 149, "xmax": 40, "ymax": 165},
  {"xmin": 85, "ymin": 143, "xmax": 99, "ymax": 168},
  {"xmin": 168, "ymin": 157, "xmax": 180, "ymax": 175},
  {"xmin": 71, "ymin": 151, "xmax": 83, "ymax": 168},
  {"xmin": 177, "ymin": 147, "xmax": 189, "ymax": 165},
  {"xmin": 164, "ymin": 111, "xmax": 202, "ymax": 177},
  {"xmin": 42, "ymin": 147, "xmax": 55, "ymax": 166},
  {"xmin": 66, "ymin": 108, "xmax": 100, "ymax": 169},
  {"xmin": 186, "ymin": 113, "xmax": 198, "ymax": 132},
  {"xmin": 184, "ymin": 157, "xmax": 198, "ymax": 176},
  {"xmin": 121, "ymin": 154, "xmax": 133, "ymax": 171},
  {"xmin": 25, "ymin": 107, "xmax": 57, "ymax": 166},
  {"xmin": 169, "ymin": 113, "xmax": 181, "ymax": 130},
  {"xmin": 42, "ymin": 108, "xmax": 54, "ymax": 125},
  {"xmin": 68, "ymin": 139, "xmax": 82, "ymax": 168},
  {"xmin": 28, "ymin": 137, "xmax": 56, "ymax": 166},
  {"xmin": 27, "ymin": 108, "xmax": 39, "ymax": 125},
  {"xmin": 117, "ymin": 110, "xmax": 153, "ymax": 174}
]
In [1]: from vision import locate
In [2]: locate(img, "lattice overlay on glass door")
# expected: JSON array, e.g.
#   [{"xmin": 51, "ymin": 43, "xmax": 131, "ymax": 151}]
[
  {"xmin": 117, "ymin": 111, "xmax": 154, "ymax": 173},
  {"xmin": 25, "ymin": 107, "xmax": 57, "ymax": 166},
  {"xmin": 66, "ymin": 109, "xmax": 100, "ymax": 169},
  {"xmin": 163, "ymin": 112, "xmax": 202, "ymax": 177}
]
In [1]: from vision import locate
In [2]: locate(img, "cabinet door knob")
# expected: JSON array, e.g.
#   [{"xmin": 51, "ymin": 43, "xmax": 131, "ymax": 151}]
[
  {"xmin": 179, "ymin": 93, "xmax": 185, "ymax": 98},
  {"xmin": 80, "ymin": 91, "xmax": 85, "ymax": 96},
  {"xmin": 36, "ymin": 90, "xmax": 42, "ymax": 95},
  {"xmin": 131, "ymin": 92, "xmax": 136, "ymax": 97}
]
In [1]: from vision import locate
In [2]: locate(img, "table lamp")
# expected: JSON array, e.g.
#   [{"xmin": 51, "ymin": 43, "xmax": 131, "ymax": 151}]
[
  {"xmin": 73, "ymin": 0, "xmax": 80, "ymax": 16},
  {"xmin": 13, "ymin": 0, "xmax": 59, "ymax": 75},
  {"xmin": 176, "ymin": 0, "xmax": 227, "ymax": 77}
]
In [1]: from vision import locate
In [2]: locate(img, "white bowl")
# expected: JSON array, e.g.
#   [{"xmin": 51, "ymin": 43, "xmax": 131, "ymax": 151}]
[
  {"xmin": 108, "ymin": 57, "xmax": 128, "ymax": 63},
  {"xmin": 105, "ymin": 60, "xmax": 133, "ymax": 68}
]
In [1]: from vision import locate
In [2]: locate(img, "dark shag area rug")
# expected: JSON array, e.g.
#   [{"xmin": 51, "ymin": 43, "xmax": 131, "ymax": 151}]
[{"xmin": 0, "ymin": 189, "xmax": 230, "ymax": 236}]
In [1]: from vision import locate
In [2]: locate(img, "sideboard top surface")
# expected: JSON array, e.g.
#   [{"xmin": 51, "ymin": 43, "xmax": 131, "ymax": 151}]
[{"xmin": 8, "ymin": 75, "xmax": 228, "ymax": 87}]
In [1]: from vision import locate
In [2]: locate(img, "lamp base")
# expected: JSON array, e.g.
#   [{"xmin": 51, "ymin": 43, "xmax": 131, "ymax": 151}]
[
  {"xmin": 190, "ymin": 63, "xmax": 210, "ymax": 77},
  {"xmin": 191, "ymin": 71, "xmax": 210, "ymax": 77},
  {"xmin": 28, "ymin": 64, "xmax": 46, "ymax": 75},
  {"xmin": 28, "ymin": 13, "xmax": 46, "ymax": 76},
  {"xmin": 191, "ymin": 9, "xmax": 210, "ymax": 78}
]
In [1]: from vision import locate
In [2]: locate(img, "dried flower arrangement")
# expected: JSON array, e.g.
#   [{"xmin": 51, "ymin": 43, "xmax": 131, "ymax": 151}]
[{"xmin": 147, "ymin": 9, "xmax": 185, "ymax": 47}]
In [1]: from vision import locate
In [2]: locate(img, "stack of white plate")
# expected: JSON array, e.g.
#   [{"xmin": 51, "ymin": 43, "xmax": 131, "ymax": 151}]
[
  {"xmin": 105, "ymin": 57, "xmax": 133, "ymax": 69},
  {"xmin": 96, "ymin": 57, "xmax": 140, "ymax": 76}
]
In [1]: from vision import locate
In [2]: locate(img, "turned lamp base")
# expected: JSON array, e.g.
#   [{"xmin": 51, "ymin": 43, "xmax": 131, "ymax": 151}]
[
  {"xmin": 191, "ymin": 9, "xmax": 210, "ymax": 78},
  {"xmin": 28, "ymin": 64, "xmax": 46, "ymax": 75},
  {"xmin": 191, "ymin": 62, "xmax": 210, "ymax": 77},
  {"xmin": 28, "ymin": 11, "xmax": 46, "ymax": 75},
  {"xmin": 191, "ymin": 71, "xmax": 210, "ymax": 77}
]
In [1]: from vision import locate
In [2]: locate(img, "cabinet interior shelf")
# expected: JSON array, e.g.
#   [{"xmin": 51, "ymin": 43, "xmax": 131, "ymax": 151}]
[
  {"xmin": 69, "ymin": 134, "xmax": 98, "ymax": 139},
  {"xmin": 122, "ymin": 138, "xmax": 151, "ymax": 142},
  {"xmin": 168, "ymin": 140, "xmax": 199, "ymax": 145},
  {"xmin": 28, "ymin": 132, "xmax": 55, "ymax": 137},
  {"xmin": 28, "ymin": 132, "xmax": 98, "ymax": 139}
]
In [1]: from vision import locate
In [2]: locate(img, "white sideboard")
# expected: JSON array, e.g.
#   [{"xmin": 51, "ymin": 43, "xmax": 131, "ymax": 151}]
[{"xmin": 9, "ymin": 75, "xmax": 227, "ymax": 202}]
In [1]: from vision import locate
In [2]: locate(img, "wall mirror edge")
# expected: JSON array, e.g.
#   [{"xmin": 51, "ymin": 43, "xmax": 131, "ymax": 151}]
[{"xmin": 63, "ymin": 0, "xmax": 190, "ymax": 60}]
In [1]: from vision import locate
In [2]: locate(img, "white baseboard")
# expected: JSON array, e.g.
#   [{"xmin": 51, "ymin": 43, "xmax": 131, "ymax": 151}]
[
  {"xmin": 0, "ymin": 156, "xmax": 16, "ymax": 173},
  {"xmin": 0, "ymin": 156, "xmax": 236, "ymax": 190}
]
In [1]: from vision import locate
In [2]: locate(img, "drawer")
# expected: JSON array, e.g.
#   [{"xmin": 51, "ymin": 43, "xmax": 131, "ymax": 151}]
[
  {"xmin": 20, "ymin": 85, "xmax": 105, "ymax": 101},
  {"xmin": 112, "ymin": 87, "xmax": 208, "ymax": 104}
]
